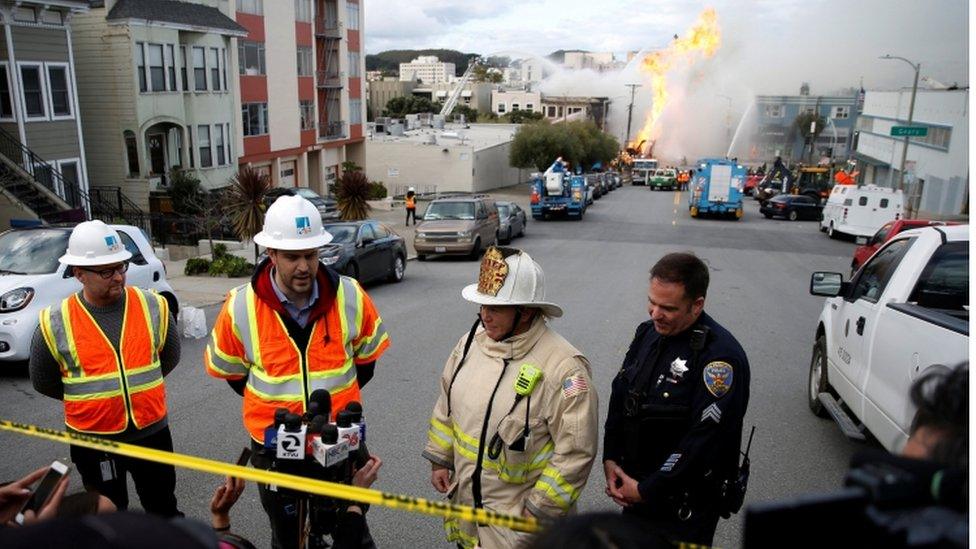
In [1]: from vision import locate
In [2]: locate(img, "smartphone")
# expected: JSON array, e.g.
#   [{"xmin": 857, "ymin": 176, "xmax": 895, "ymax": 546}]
[
  {"xmin": 236, "ymin": 447, "xmax": 253, "ymax": 467},
  {"xmin": 15, "ymin": 460, "xmax": 68, "ymax": 525}
]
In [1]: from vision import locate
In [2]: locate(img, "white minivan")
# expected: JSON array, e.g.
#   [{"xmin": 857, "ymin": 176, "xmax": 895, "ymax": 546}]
[{"xmin": 820, "ymin": 185, "xmax": 903, "ymax": 239}]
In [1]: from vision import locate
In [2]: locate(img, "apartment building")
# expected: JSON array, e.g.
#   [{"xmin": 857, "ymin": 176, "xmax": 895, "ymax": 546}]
[
  {"xmin": 71, "ymin": 0, "xmax": 246, "ymax": 213},
  {"xmin": 491, "ymin": 90, "xmax": 541, "ymax": 115},
  {"xmin": 235, "ymin": 0, "xmax": 366, "ymax": 195},
  {"xmin": 753, "ymin": 89, "xmax": 858, "ymax": 163},
  {"xmin": 399, "ymin": 55, "xmax": 454, "ymax": 84},
  {"xmin": 0, "ymin": 0, "xmax": 91, "ymax": 227}
]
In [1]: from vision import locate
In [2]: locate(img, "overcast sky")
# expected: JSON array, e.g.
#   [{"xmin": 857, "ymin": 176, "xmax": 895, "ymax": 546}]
[{"xmin": 364, "ymin": 0, "xmax": 969, "ymax": 91}]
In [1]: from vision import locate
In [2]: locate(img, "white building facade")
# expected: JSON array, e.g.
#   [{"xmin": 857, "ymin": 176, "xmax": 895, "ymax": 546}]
[
  {"xmin": 398, "ymin": 55, "xmax": 454, "ymax": 84},
  {"xmin": 853, "ymin": 89, "xmax": 968, "ymax": 217},
  {"xmin": 491, "ymin": 90, "xmax": 541, "ymax": 115}
]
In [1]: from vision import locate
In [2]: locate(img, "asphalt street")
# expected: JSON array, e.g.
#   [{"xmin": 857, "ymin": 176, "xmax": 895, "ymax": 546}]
[{"xmin": 0, "ymin": 185, "xmax": 869, "ymax": 548}]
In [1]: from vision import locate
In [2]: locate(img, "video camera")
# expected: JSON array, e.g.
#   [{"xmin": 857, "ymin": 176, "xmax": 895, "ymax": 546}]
[{"xmin": 744, "ymin": 450, "xmax": 968, "ymax": 548}]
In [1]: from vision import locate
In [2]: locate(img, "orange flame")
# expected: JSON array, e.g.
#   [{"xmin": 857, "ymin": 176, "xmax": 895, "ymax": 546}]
[{"xmin": 629, "ymin": 8, "xmax": 721, "ymax": 152}]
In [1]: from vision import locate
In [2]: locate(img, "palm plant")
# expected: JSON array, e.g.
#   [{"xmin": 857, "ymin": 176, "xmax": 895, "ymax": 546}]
[
  {"xmin": 336, "ymin": 169, "xmax": 371, "ymax": 220},
  {"xmin": 226, "ymin": 166, "xmax": 272, "ymax": 258}
]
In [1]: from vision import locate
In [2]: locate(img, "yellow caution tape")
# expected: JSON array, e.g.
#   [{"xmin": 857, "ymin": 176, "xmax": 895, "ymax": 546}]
[{"xmin": 0, "ymin": 419, "xmax": 540, "ymax": 533}]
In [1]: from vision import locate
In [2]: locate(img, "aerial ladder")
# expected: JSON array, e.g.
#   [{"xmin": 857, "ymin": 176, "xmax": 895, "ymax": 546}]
[{"xmin": 439, "ymin": 57, "xmax": 480, "ymax": 117}]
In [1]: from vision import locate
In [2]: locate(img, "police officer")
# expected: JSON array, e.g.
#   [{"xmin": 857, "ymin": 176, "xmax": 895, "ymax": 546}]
[{"xmin": 603, "ymin": 252, "xmax": 750, "ymax": 546}]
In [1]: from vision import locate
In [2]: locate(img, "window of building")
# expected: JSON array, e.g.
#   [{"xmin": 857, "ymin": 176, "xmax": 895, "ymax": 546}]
[
  {"xmin": 497, "ymin": 102, "xmax": 506, "ymax": 114},
  {"xmin": 764, "ymin": 104, "xmax": 784, "ymax": 118},
  {"xmin": 215, "ymin": 125, "xmax": 226, "ymax": 166},
  {"xmin": 912, "ymin": 126, "xmax": 952, "ymax": 150},
  {"xmin": 525, "ymin": 103, "xmax": 533, "ymax": 111},
  {"xmin": 136, "ymin": 43, "xmax": 147, "ymax": 92},
  {"xmin": 546, "ymin": 105, "xmax": 556, "ymax": 117},
  {"xmin": 346, "ymin": 2, "xmax": 360, "ymax": 29},
  {"xmin": 222, "ymin": 49, "xmax": 228, "ymax": 91},
  {"xmin": 831, "ymin": 106, "xmax": 849, "ymax": 119},
  {"xmin": 295, "ymin": 0, "xmax": 311, "ymax": 22},
  {"xmin": 512, "ymin": 103, "xmax": 520, "ymax": 111},
  {"xmin": 193, "ymin": 47, "xmax": 206, "ymax": 91},
  {"xmin": 238, "ymin": 0, "xmax": 263, "ymax": 15},
  {"xmin": 238, "ymin": 41, "xmax": 265, "ymax": 75},
  {"xmin": 148, "ymin": 44, "xmax": 165, "ymax": 92},
  {"xmin": 124, "ymin": 130, "xmax": 139, "ymax": 176},
  {"xmin": 57, "ymin": 160, "xmax": 78, "ymax": 198},
  {"xmin": 0, "ymin": 64, "xmax": 14, "ymax": 121},
  {"xmin": 180, "ymin": 46, "xmax": 188, "ymax": 91},
  {"xmin": 166, "ymin": 45, "xmax": 176, "ymax": 91},
  {"xmin": 210, "ymin": 48, "xmax": 221, "ymax": 91},
  {"xmin": 802, "ymin": 106, "xmax": 816, "ymax": 115},
  {"xmin": 46, "ymin": 64, "xmax": 71, "ymax": 119},
  {"xmin": 300, "ymin": 100, "xmax": 315, "ymax": 130},
  {"xmin": 12, "ymin": 7, "xmax": 35, "ymax": 22},
  {"xmin": 242, "ymin": 102, "xmax": 269, "ymax": 136},
  {"xmin": 297, "ymin": 47, "xmax": 313, "ymax": 76},
  {"xmin": 41, "ymin": 10, "xmax": 64, "ymax": 25},
  {"xmin": 198, "ymin": 125, "xmax": 212, "ymax": 168},
  {"xmin": 350, "ymin": 99, "xmax": 361, "ymax": 124},
  {"xmin": 348, "ymin": 51, "xmax": 361, "ymax": 77},
  {"xmin": 188, "ymin": 130, "xmax": 194, "ymax": 168},
  {"xmin": 223, "ymin": 123, "xmax": 231, "ymax": 163},
  {"xmin": 19, "ymin": 64, "xmax": 45, "ymax": 120}
]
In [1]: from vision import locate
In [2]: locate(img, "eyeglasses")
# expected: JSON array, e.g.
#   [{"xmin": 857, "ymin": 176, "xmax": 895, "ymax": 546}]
[{"xmin": 80, "ymin": 262, "xmax": 129, "ymax": 279}]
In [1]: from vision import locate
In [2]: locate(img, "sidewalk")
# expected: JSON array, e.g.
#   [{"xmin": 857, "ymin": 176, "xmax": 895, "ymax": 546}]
[{"xmin": 164, "ymin": 184, "xmax": 533, "ymax": 308}]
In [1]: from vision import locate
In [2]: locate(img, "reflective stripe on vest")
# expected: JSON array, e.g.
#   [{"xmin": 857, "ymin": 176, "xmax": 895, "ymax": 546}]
[
  {"xmin": 39, "ymin": 287, "xmax": 167, "ymax": 434},
  {"xmin": 231, "ymin": 276, "xmax": 375, "ymax": 440}
]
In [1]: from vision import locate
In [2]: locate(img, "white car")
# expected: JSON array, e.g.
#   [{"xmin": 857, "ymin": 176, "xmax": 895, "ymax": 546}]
[{"xmin": 0, "ymin": 224, "xmax": 178, "ymax": 363}]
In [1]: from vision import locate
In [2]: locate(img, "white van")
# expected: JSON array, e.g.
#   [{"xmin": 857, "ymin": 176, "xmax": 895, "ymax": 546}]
[{"xmin": 820, "ymin": 185, "xmax": 903, "ymax": 239}]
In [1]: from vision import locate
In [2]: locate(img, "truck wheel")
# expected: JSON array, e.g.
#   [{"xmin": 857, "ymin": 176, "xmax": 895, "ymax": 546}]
[
  {"xmin": 809, "ymin": 335, "xmax": 831, "ymax": 417},
  {"xmin": 828, "ymin": 222, "xmax": 837, "ymax": 239}
]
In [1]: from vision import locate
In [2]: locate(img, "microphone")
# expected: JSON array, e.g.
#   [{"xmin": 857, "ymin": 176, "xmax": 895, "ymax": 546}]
[
  {"xmin": 276, "ymin": 413, "xmax": 306, "ymax": 461},
  {"xmin": 312, "ymin": 423, "xmax": 350, "ymax": 469},
  {"xmin": 308, "ymin": 389, "xmax": 332, "ymax": 420},
  {"xmin": 336, "ymin": 411, "xmax": 361, "ymax": 452},
  {"xmin": 344, "ymin": 401, "xmax": 365, "ymax": 443},
  {"xmin": 265, "ymin": 407, "xmax": 290, "ymax": 449}
]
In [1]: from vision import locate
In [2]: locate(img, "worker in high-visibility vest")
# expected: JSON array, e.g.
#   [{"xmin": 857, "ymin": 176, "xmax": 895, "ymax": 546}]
[
  {"xmin": 30, "ymin": 220, "xmax": 182, "ymax": 517},
  {"xmin": 405, "ymin": 186, "xmax": 417, "ymax": 225},
  {"xmin": 206, "ymin": 194, "xmax": 390, "ymax": 549}
]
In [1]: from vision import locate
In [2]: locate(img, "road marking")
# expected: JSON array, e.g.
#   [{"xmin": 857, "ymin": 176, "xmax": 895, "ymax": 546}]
[{"xmin": 673, "ymin": 192, "xmax": 680, "ymax": 205}]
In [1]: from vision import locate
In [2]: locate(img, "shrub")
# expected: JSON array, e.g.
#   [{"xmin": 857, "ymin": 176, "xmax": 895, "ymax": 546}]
[
  {"xmin": 209, "ymin": 254, "xmax": 254, "ymax": 278},
  {"xmin": 184, "ymin": 258, "xmax": 211, "ymax": 276},
  {"xmin": 336, "ymin": 170, "xmax": 371, "ymax": 220},
  {"xmin": 212, "ymin": 243, "xmax": 228, "ymax": 259},
  {"xmin": 367, "ymin": 182, "xmax": 387, "ymax": 200}
]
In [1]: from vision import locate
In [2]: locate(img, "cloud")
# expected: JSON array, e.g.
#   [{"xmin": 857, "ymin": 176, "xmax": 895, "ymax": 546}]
[{"xmin": 421, "ymin": 1, "xmax": 521, "ymax": 25}]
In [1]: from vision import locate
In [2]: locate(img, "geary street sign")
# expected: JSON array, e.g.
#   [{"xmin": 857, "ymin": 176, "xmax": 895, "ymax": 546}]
[{"xmin": 890, "ymin": 126, "xmax": 928, "ymax": 137}]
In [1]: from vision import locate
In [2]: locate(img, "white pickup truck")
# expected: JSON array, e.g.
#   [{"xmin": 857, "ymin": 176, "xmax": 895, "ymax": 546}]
[{"xmin": 807, "ymin": 224, "xmax": 968, "ymax": 452}]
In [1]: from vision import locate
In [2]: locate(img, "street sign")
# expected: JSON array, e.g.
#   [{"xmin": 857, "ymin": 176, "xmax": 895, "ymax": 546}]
[{"xmin": 890, "ymin": 126, "xmax": 928, "ymax": 137}]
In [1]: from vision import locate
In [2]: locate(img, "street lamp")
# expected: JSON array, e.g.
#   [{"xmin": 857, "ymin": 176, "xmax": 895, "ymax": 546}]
[
  {"xmin": 716, "ymin": 94, "xmax": 732, "ymax": 155},
  {"xmin": 879, "ymin": 54, "xmax": 920, "ymax": 200}
]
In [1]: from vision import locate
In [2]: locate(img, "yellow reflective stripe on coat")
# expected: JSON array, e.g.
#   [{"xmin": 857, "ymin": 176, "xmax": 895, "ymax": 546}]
[
  {"xmin": 444, "ymin": 517, "xmax": 478, "ymax": 549},
  {"xmin": 428, "ymin": 418, "xmax": 453, "ymax": 450},
  {"xmin": 450, "ymin": 421, "xmax": 553, "ymax": 484},
  {"xmin": 533, "ymin": 466, "xmax": 580, "ymax": 510},
  {"xmin": 0, "ymin": 419, "xmax": 540, "ymax": 533}
]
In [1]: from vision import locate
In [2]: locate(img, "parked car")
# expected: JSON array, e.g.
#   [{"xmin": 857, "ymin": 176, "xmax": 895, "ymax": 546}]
[
  {"xmin": 265, "ymin": 187, "xmax": 340, "ymax": 221},
  {"xmin": 759, "ymin": 194, "xmax": 823, "ymax": 221},
  {"xmin": 586, "ymin": 175, "xmax": 603, "ymax": 200},
  {"xmin": 496, "ymin": 201, "xmax": 527, "ymax": 244},
  {"xmin": 850, "ymin": 219, "xmax": 955, "ymax": 275},
  {"xmin": 648, "ymin": 168, "xmax": 678, "ymax": 191},
  {"xmin": 808, "ymin": 224, "xmax": 968, "ymax": 452},
  {"xmin": 0, "ymin": 225, "xmax": 178, "ymax": 364},
  {"xmin": 414, "ymin": 195, "xmax": 499, "ymax": 260},
  {"xmin": 321, "ymin": 221, "xmax": 406, "ymax": 283},
  {"xmin": 820, "ymin": 184, "xmax": 904, "ymax": 239}
]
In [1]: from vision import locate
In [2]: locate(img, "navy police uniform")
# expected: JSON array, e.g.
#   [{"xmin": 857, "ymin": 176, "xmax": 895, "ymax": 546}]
[{"xmin": 604, "ymin": 311, "xmax": 750, "ymax": 546}]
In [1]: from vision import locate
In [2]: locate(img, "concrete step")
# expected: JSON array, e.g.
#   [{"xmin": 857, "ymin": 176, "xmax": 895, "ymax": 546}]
[{"xmin": 818, "ymin": 392, "xmax": 866, "ymax": 441}]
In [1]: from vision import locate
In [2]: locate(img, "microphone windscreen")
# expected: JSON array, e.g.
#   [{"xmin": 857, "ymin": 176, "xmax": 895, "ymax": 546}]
[
  {"xmin": 309, "ymin": 389, "xmax": 332, "ymax": 416},
  {"xmin": 321, "ymin": 424, "xmax": 339, "ymax": 444}
]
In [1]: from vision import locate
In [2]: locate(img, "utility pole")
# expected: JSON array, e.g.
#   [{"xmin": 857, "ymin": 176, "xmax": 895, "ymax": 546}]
[
  {"xmin": 624, "ymin": 84, "xmax": 641, "ymax": 146},
  {"xmin": 880, "ymin": 54, "xmax": 921, "ymax": 218}
]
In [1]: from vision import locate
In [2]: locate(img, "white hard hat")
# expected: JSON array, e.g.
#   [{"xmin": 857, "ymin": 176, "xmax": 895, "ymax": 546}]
[
  {"xmin": 408, "ymin": 187, "xmax": 415, "ymax": 192},
  {"xmin": 253, "ymin": 194, "xmax": 333, "ymax": 250},
  {"xmin": 59, "ymin": 220, "xmax": 133, "ymax": 267},
  {"xmin": 461, "ymin": 247, "xmax": 563, "ymax": 318}
]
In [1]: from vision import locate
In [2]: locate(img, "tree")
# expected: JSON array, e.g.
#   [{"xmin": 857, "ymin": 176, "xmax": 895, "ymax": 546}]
[
  {"xmin": 451, "ymin": 104, "xmax": 478, "ymax": 122},
  {"xmin": 336, "ymin": 170, "xmax": 371, "ymax": 220},
  {"xmin": 509, "ymin": 121, "xmax": 583, "ymax": 172},
  {"xmin": 794, "ymin": 112, "xmax": 827, "ymax": 162},
  {"xmin": 567, "ymin": 120, "xmax": 621, "ymax": 169},
  {"xmin": 226, "ymin": 166, "xmax": 273, "ymax": 258},
  {"xmin": 383, "ymin": 95, "xmax": 437, "ymax": 117},
  {"xmin": 504, "ymin": 109, "xmax": 544, "ymax": 124},
  {"xmin": 472, "ymin": 65, "xmax": 503, "ymax": 83}
]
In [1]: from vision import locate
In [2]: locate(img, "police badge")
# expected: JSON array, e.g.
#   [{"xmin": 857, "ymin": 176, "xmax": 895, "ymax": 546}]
[
  {"xmin": 703, "ymin": 361, "xmax": 733, "ymax": 398},
  {"xmin": 477, "ymin": 246, "xmax": 509, "ymax": 296}
]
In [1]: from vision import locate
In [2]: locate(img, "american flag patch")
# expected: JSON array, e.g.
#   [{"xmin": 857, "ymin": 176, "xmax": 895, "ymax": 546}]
[{"xmin": 562, "ymin": 374, "xmax": 588, "ymax": 398}]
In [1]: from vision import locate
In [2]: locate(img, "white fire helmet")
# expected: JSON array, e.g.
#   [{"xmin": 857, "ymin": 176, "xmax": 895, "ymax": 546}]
[
  {"xmin": 461, "ymin": 246, "xmax": 563, "ymax": 317},
  {"xmin": 253, "ymin": 194, "xmax": 333, "ymax": 250},
  {"xmin": 58, "ymin": 220, "xmax": 133, "ymax": 267}
]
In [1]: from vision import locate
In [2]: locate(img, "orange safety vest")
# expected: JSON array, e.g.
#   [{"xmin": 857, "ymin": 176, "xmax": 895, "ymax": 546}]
[
  {"xmin": 205, "ymin": 276, "xmax": 390, "ymax": 441},
  {"xmin": 406, "ymin": 196, "xmax": 416, "ymax": 209},
  {"xmin": 39, "ymin": 287, "xmax": 169, "ymax": 434}
]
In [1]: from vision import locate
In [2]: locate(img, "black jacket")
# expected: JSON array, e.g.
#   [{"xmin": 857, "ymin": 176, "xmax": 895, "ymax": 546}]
[{"xmin": 604, "ymin": 312, "xmax": 750, "ymax": 508}]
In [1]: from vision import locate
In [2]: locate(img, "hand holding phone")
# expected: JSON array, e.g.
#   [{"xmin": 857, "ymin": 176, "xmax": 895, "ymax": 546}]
[{"xmin": 13, "ymin": 460, "xmax": 70, "ymax": 526}]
